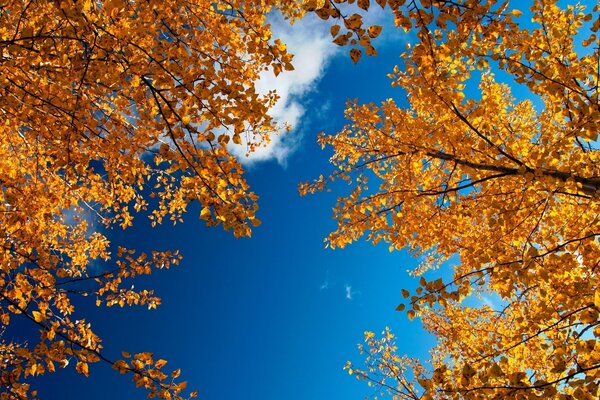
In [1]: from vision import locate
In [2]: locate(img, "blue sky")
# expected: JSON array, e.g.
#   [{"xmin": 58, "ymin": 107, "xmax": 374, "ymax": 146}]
[{"xmin": 24, "ymin": 12, "xmax": 437, "ymax": 400}]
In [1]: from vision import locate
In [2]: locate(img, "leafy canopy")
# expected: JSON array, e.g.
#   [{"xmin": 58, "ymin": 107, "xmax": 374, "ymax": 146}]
[
  {"xmin": 302, "ymin": 0, "xmax": 600, "ymax": 398},
  {"xmin": 0, "ymin": 0, "xmax": 304, "ymax": 398}
]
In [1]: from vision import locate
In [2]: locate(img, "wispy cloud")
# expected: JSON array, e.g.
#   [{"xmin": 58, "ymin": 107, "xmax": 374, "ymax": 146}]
[
  {"xmin": 230, "ymin": 13, "xmax": 338, "ymax": 166},
  {"xmin": 345, "ymin": 284, "xmax": 354, "ymax": 300},
  {"xmin": 480, "ymin": 295, "xmax": 496, "ymax": 308},
  {"xmin": 319, "ymin": 270, "xmax": 331, "ymax": 291}
]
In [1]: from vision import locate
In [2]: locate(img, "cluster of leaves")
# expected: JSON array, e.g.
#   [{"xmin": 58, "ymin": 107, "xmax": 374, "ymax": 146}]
[
  {"xmin": 303, "ymin": 0, "xmax": 600, "ymax": 398},
  {"xmin": 0, "ymin": 0, "xmax": 304, "ymax": 398},
  {"xmin": 303, "ymin": 0, "xmax": 385, "ymax": 63}
]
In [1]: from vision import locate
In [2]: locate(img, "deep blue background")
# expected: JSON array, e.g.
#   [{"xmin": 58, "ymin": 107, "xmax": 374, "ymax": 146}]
[{"xmin": 19, "ymin": 21, "xmax": 437, "ymax": 400}]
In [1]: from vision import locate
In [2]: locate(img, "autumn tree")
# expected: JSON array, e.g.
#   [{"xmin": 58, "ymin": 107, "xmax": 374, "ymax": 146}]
[
  {"xmin": 301, "ymin": 0, "xmax": 600, "ymax": 398},
  {"xmin": 0, "ymin": 0, "xmax": 307, "ymax": 398}
]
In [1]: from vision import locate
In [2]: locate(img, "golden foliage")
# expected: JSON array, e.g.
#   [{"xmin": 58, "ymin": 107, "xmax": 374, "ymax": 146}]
[
  {"xmin": 306, "ymin": 0, "xmax": 384, "ymax": 62},
  {"xmin": 0, "ymin": 0, "xmax": 302, "ymax": 398},
  {"xmin": 303, "ymin": 0, "xmax": 600, "ymax": 398}
]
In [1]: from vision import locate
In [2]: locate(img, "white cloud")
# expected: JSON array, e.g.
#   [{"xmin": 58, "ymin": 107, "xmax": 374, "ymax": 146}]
[
  {"xmin": 230, "ymin": 13, "xmax": 339, "ymax": 166},
  {"xmin": 480, "ymin": 295, "xmax": 496, "ymax": 308},
  {"xmin": 345, "ymin": 284, "xmax": 353, "ymax": 300},
  {"xmin": 229, "ymin": 7, "xmax": 404, "ymax": 166},
  {"xmin": 319, "ymin": 269, "xmax": 331, "ymax": 291}
]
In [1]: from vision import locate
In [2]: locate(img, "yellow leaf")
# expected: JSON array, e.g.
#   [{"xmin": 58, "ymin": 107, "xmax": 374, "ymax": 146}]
[
  {"xmin": 357, "ymin": 0, "xmax": 370, "ymax": 11},
  {"xmin": 250, "ymin": 218, "xmax": 262, "ymax": 227},
  {"xmin": 365, "ymin": 45, "xmax": 377, "ymax": 57},
  {"xmin": 302, "ymin": 0, "xmax": 326, "ymax": 11},
  {"xmin": 76, "ymin": 361, "xmax": 90, "ymax": 377},
  {"xmin": 344, "ymin": 14, "xmax": 363, "ymax": 30},
  {"xmin": 333, "ymin": 34, "xmax": 350, "ymax": 46},
  {"xmin": 200, "ymin": 207, "xmax": 211, "ymax": 220},
  {"xmin": 112, "ymin": 360, "xmax": 129, "ymax": 374},
  {"xmin": 367, "ymin": 25, "xmax": 382, "ymax": 38},
  {"xmin": 350, "ymin": 48, "xmax": 362, "ymax": 64},
  {"xmin": 135, "ymin": 352, "xmax": 153, "ymax": 363},
  {"xmin": 32, "ymin": 311, "xmax": 44, "ymax": 323},
  {"xmin": 330, "ymin": 24, "xmax": 341, "ymax": 37}
]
